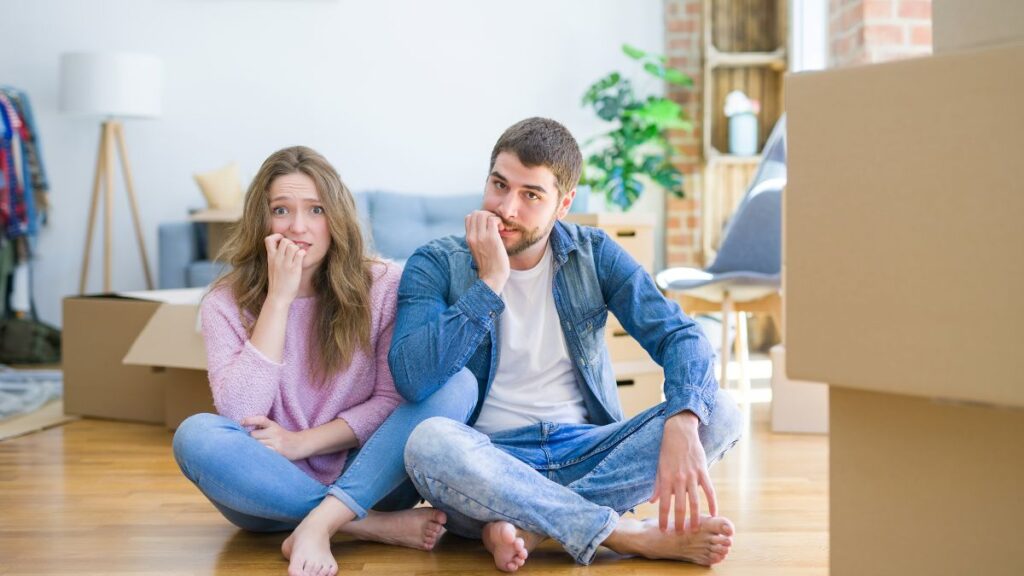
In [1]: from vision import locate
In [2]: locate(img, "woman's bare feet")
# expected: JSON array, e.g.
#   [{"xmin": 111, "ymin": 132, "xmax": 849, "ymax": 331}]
[
  {"xmin": 281, "ymin": 513, "xmax": 341, "ymax": 576},
  {"xmin": 604, "ymin": 515, "xmax": 734, "ymax": 566},
  {"xmin": 481, "ymin": 521, "xmax": 533, "ymax": 572},
  {"xmin": 339, "ymin": 508, "xmax": 447, "ymax": 551}
]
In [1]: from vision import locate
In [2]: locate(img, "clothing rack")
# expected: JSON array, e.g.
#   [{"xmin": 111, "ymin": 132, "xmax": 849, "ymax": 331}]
[{"xmin": 0, "ymin": 86, "xmax": 49, "ymax": 319}]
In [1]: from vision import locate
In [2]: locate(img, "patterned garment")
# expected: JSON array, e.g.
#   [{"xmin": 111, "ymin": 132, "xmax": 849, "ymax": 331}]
[{"xmin": 0, "ymin": 87, "xmax": 46, "ymax": 239}]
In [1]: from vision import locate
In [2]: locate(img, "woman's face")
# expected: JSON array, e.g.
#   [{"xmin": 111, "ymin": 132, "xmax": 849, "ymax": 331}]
[{"xmin": 267, "ymin": 172, "xmax": 332, "ymax": 271}]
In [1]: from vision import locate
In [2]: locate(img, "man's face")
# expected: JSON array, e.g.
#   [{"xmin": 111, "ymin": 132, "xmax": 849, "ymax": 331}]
[{"xmin": 482, "ymin": 152, "xmax": 573, "ymax": 257}]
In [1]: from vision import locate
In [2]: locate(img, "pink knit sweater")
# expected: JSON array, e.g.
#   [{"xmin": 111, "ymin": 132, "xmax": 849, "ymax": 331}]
[{"xmin": 200, "ymin": 261, "xmax": 403, "ymax": 485}]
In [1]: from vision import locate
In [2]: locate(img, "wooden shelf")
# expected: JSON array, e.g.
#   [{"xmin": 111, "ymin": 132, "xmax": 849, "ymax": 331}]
[{"xmin": 707, "ymin": 46, "xmax": 788, "ymax": 69}]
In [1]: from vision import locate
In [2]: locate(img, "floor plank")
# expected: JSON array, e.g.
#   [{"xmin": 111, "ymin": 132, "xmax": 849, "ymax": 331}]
[{"xmin": 0, "ymin": 402, "xmax": 827, "ymax": 575}]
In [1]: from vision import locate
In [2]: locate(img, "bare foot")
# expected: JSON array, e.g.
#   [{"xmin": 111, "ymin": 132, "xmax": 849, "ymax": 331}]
[
  {"xmin": 339, "ymin": 508, "xmax": 447, "ymax": 551},
  {"xmin": 282, "ymin": 519, "xmax": 338, "ymax": 576},
  {"xmin": 482, "ymin": 521, "xmax": 529, "ymax": 572},
  {"xmin": 606, "ymin": 515, "xmax": 734, "ymax": 566}
]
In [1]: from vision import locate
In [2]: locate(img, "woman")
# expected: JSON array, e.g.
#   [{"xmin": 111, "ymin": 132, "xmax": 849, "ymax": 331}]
[{"xmin": 172, "ymin": 146, "xmax": 476, "ymax": 576}]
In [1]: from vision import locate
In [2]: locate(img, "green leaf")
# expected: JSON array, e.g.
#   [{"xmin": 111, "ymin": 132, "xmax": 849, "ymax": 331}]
[
  {"xmin": 622, "ymin": 44, "xmax": 646, "ymax": 60},
  {"xmin": 642, "ymin": 61, "xmax": 664, "ymax": 79},
  {"xmin": 664, "ymin": 68, "xmax": 694, "ymax": 86}
]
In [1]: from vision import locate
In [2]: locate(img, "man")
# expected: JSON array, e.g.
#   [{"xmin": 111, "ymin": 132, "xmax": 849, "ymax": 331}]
[{"xmin": 389, "ymin": 117, "xmax": 743, "ymax": 571}]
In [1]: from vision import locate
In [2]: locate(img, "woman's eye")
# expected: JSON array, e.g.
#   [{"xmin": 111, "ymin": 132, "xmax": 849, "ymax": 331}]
[
  {"xmin": 272, "ymin": 206, "xmax": 288, "ymax": 216},
  {"xmin": 311, "ymin": 206, "xmax": 325, "ymax": 215}
]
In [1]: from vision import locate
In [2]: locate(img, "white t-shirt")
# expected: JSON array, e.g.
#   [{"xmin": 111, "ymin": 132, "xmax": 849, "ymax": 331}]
[{"xmin": 473, "ymin": 244, "xmax": 589, "ymax": 434}]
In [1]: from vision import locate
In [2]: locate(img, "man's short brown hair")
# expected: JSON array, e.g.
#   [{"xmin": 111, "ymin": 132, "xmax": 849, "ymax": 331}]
[{"xmin": 489, "ymin": 117, "xmax": 582, "ymax": 198}]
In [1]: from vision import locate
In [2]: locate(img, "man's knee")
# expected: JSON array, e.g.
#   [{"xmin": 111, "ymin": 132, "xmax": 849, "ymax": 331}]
[{"xmin": 404, "ymin": 416, "xmax": 476, "ymax": 475}]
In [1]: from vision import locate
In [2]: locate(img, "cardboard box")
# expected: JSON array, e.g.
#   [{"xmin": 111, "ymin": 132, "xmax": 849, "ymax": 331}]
[
  {"xmin": 63, "ymin": 295, "xmax": 167, "ymax": 424},
  {"xmin": 786, "ymin": 41, "xmax": 1024, "ymax": 576},
  {"xmin": 786, "ymin": 42, "xmax": 1024, "ymax": 409},
  {"xmin": 932, "ymin": 0, "xmax": 1024, "ymax": 53},
  {"xmin": 566, "ymin": 212, "xmax": 655, "ymax": 272},
  {"xmin": 613, "ymin": 360, "xmax": 664, "ymax": 418},
  {"xmin": 769, "ymin": 345, "xmax": 827, "ymax": 434},
  {"xmin": 831, "ymin": 387, "xmax": 1024, "ymax": 576},
  {"xmin": 63, "ymin": 289, "xmax": 214, "ymax": 428}
]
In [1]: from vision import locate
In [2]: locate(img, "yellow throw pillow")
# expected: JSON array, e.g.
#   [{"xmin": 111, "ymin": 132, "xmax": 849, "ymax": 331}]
[{"xmin": 194, "ymin": 162, "xmax": 243, "ymax": 209}]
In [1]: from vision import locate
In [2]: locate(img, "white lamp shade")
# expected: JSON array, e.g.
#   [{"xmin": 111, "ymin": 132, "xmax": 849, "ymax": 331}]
[{"xmin": 59, "ymin": 52, "xmax": 162, "ymax": 118}]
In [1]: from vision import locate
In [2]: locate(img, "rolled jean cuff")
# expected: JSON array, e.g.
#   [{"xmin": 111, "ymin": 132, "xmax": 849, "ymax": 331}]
[
  {"xmin": 326, "ymin": 486, "xmax": 368, "ymax": 519},
  {"xmin": 575, "ymin": 508, "xmax": 619, "ymax": 565}
]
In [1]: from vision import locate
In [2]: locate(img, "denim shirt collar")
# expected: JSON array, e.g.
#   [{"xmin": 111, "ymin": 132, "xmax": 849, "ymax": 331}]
[{"xmin": 468, "ymin": 220, "xmax": 578, "ymax": 271}]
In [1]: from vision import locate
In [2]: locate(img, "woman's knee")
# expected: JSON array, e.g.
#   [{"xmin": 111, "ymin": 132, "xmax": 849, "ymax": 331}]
[
  {"xmin": 419, "ymin": 368, "xmax": 478, "ymax": 422},
  {"xmin": 172, "ymin": 413, "xmax": 236, "ymax": 475}
]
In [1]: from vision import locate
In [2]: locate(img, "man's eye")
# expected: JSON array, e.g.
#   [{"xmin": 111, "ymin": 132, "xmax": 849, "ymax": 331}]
[
  {"xmin": 311, "ymin": 206, "xmax": 325, "ymax": 215},
  {"xmin": 494, "ymin": 181, "xmax": 507, "ymax": 190},
  {"xmin": 527, "ymin": 192, "xmax": 540, "ymax": 200},
  {"xmin": 272, "ymin": 206, "xmax": 288, "ymax": 216}
]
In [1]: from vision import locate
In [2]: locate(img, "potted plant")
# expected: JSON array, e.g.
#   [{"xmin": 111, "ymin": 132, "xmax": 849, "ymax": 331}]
[{"xmin": 580, "ymin": 44, "xmax": 694, "ymax": 211}]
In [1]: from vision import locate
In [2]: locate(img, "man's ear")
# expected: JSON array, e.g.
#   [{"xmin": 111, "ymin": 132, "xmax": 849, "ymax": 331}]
[{"xmin": 557, "ymin": 187, "xmax": 577, "ymax": 219}]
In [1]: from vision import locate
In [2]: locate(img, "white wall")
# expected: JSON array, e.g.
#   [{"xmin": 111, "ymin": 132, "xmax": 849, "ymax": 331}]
[{"xmin": 1, "ymin": 0, "xmax": 664, "ymax": 326}]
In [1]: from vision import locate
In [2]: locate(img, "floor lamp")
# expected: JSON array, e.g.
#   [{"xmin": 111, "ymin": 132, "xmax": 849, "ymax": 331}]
[{"xmin": 59, "ymin": 52, "xmax": 162, "ymax": 294}]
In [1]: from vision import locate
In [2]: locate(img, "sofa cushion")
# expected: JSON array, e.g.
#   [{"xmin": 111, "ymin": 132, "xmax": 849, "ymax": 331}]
[{"xmin": 362, "ymin": 191, "xmax": 479, "ymax": 262}]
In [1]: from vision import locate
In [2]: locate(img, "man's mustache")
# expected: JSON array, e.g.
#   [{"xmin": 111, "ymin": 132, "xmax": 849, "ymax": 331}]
[{"xmin": 488, "ymin": 212, "xmax": 523, "ymax": 233}]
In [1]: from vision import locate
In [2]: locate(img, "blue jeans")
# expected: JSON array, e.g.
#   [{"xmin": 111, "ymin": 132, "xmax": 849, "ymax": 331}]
[
  {"xmin": 172, "ymin": 369, "xmax": 477, "ymax": 532},
  {"xmin": 403, "ymin": 388, "xmax": 743, "ymax": 565}
]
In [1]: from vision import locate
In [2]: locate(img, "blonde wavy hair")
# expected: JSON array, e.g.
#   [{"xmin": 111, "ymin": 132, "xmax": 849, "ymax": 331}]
[{"xmin": 214, "ymin": 146, "xmax": 374, "ymax": 380}]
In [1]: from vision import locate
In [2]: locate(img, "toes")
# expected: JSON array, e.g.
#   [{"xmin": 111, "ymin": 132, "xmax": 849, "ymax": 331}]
[
  {"xmin": 711, "ymin": 534, "xmax": 733, "ymax": 546},
  {"xmin": 433, "ymin": 509, "xmax": 447, "ymax": 525}
]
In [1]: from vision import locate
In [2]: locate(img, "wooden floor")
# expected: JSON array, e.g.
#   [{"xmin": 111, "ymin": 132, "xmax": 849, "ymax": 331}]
[{"xmin": 0, "ymin": 402, "xmax": 828, "ymax": 575}]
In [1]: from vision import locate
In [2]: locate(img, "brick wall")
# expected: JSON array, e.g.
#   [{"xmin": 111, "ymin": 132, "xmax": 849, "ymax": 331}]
[
  {"xmin": 662, "ymin": 1, "xmax": 933, "ymax": 268},
  {"xmin": 830, "ymin": 0, "xmax": 932, "ymax": 66},
  {"xmin": 664, "ymin": 0, "xmax": 704, "ymax": 268}
]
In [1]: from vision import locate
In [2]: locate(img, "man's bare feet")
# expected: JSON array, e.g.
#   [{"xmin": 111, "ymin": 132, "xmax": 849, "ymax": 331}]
[
  {"xmin": 604, "ymin": 515, "xmax": 734, "ymax": 566},
  {"xmin": 339, "ymin": 508, "xmax": 447, "ymax": 551},
  {"xmin": 482, "ymin": 521, "xmax": 531, "ymax": 572}
]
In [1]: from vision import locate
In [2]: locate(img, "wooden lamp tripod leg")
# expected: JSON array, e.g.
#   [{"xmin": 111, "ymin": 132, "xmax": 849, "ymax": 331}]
[
  {"xmin": 112, "ymin": 122, "xmax": 154, "ymax": 290},
  {"xmin": 79, "ymin": 122, "xmax": 108, "ymax": 295}
]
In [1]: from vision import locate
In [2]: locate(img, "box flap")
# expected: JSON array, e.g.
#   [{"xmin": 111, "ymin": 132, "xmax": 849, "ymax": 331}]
[
  {"xmin": 123, "ymin": 303, "xmax": 207, "ymax": 370},
  {"xmin": 785, "ymin": 43, "xmax": 1024, "ymax": 408},
  {"xmin": 117, "ymin": 288, "xmax": 206, "ymax": 305}
]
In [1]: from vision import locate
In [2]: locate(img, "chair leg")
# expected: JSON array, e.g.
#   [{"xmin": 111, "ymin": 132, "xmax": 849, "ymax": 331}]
[
  {"xmin": 736, "ymin": 311, "xmax": 751, "ymax": 397},
  {"xmin": 720, "ymin": 294, "xmax": 733, "ymax": 389}
]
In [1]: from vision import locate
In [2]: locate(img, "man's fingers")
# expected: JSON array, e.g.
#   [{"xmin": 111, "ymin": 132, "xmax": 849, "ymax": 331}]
[
  {"xmin": 702, "ymin": 474, "xmax": 719, "ymax": 517},
  {"xmin": 658, "ymin": 487, "xmax": 671, "ymax": 532},
  {"xmin": 649, "ymin": 477, "xmax": 660, "ymax": 504},
  {"xmin": 675, "ymin": 482, "xmax": 688, "ymax": 533},
  {"xmin": 688, "ymin": 482, "xmax": 701, "ymax": 533}
]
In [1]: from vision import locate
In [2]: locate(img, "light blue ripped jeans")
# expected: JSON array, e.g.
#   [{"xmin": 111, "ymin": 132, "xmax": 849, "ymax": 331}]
[
  {"xmin": 172, "ymin": 369, "xmax": 477, "ymax": 531},
  {"xmin": 403, "ymin": 388, "xmax": 743, "ymax": 565}
]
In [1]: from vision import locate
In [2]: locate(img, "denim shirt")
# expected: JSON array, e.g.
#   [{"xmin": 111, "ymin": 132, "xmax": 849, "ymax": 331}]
[{"xmin": 388, "ymin": 220, "xmax": 719, "ymax": 427}]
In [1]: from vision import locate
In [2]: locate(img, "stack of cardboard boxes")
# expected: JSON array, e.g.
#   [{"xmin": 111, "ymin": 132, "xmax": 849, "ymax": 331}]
[{"xmin": 786, "ymin": 1, "xmax": 1023, "ymax": 574}]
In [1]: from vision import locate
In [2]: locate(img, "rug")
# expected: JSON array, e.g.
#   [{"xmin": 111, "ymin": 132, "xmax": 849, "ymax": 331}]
[{"xmin": 0, "ymin": 365, "xmax": 63, "ymax": 422}]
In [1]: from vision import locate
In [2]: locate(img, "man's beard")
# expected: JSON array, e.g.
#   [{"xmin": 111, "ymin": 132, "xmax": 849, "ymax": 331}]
[{"xmin": 500, "ymin": 212, "xmax": 557, "ymax": 256}]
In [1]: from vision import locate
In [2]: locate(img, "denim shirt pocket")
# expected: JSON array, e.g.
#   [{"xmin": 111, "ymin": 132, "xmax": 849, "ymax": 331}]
[{"xmin": 576, "ymin": 305, "xmax": 608, "ymax": 364}]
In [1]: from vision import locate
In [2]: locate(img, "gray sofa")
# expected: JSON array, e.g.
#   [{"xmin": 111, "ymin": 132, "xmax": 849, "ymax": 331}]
[{"xmin": 159, "ymin": 191, "xmax": 481, "ymax": 289}]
